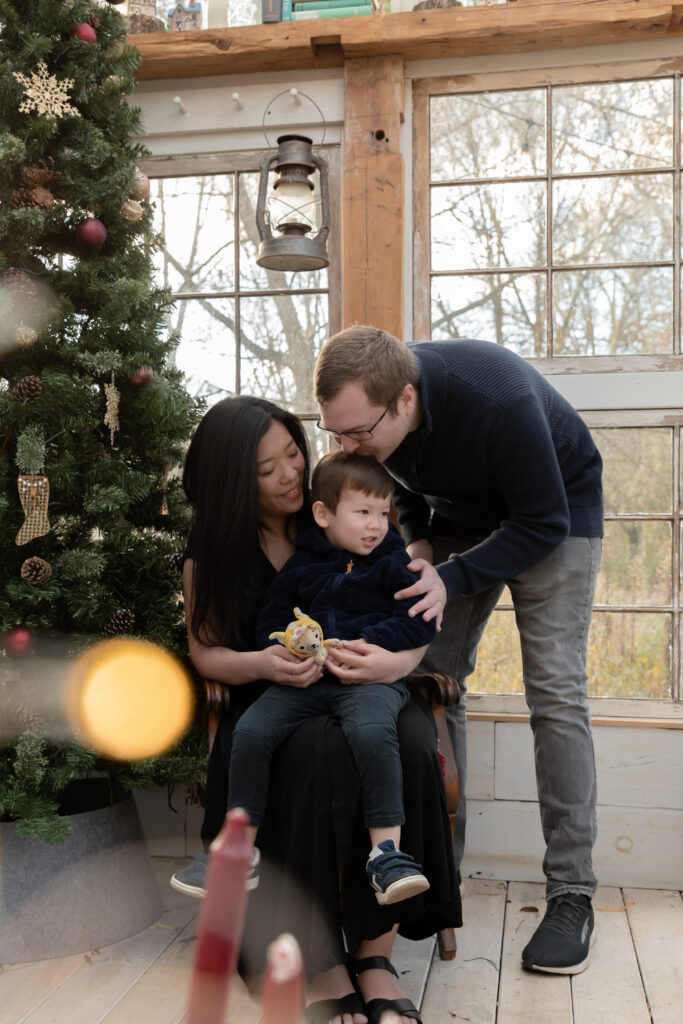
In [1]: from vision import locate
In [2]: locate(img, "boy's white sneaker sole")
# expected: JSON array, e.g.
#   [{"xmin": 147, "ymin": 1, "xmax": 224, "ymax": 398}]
[{"xmin": 374, "ymin": 874, "xmax": 430, "ymax": 906}]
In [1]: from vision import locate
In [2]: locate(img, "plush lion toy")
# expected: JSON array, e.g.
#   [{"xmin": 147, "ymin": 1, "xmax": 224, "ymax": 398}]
[{"xmin": 269, "ymin": 607, "xmax": 340, "ymax": 666}]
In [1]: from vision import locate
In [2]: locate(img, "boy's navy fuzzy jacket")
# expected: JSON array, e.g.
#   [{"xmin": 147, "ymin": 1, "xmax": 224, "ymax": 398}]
[{"xmin": 255, "ymin": 523, "xmax": 437, "ymax": 656}]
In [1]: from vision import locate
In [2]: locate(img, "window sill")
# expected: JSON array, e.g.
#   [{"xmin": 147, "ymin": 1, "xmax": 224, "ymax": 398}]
[{"xmin": 467, "ymin": 693, "xmax": 683, "ymax": 727}]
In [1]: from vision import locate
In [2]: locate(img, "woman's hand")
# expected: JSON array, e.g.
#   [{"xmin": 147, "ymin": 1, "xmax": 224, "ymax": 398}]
[
  {"xmin": 325, "ymin": 640, "xmax": 423, "ymax": 685},
  {"xmin": 261, "ymin": 645, "xmax": 323, "ymax": 688},
  {"xmin": 394, "ymin": 559, "xmax": 447, "ymax": 630}
]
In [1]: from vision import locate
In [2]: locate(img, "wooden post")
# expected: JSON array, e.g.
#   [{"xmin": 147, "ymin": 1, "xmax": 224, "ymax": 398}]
[{"xmin": 342, "ymin": 55, "xmax": 405, "ymax": 339}]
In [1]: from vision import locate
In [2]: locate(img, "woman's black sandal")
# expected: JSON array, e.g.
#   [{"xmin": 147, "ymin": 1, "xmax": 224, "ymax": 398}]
[
  {"xmin": 306, "ymin": 991, "xmax": 367, "ymax": 1024},
  {"xmin": 353, "ymin": 956, "xmax": 423, "ymax": 1024}
]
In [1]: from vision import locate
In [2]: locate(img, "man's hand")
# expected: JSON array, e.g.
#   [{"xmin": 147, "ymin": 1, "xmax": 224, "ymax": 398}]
[{"xmin": 395, "ymin": 560, "xmax": 447, "ymax": 630}]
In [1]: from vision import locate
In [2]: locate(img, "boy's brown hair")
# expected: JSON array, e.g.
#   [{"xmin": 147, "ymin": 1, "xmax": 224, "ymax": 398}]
[
  {"xmin": 314, "ymin": 325, "xmax": 420, "ymax": 411},
  {"xmin": 311, "ymin": 451, "xmax": 394, "ymax": 513}
]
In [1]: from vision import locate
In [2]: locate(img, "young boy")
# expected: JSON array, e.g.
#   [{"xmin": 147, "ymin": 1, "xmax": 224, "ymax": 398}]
[{"xmin": 227, "ymin": 450, "xmax": 437, "ymax": 905}]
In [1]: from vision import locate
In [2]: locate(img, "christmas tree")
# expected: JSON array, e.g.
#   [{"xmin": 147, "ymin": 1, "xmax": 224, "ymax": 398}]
[{"xmin": 0, "ymin": 0, "xmax": 205, "ymax": 843}]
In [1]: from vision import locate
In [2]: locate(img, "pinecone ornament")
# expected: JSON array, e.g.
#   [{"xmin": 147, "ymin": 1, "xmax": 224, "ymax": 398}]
[
  {"xmin": 21, "ymin": 556, "xmax": 52, "ymax": 585},
  {"xmin": 103, "ymin": 608, "xmax": 135, "ymax": 636},
  {"xmin": 11, "ymin": 375, "xmax": 42, "ymax": 402},
  {"xmin": 12, "ymin": 700, "xmax": 45, "ymax": 735},
  {"xmin": 11, "ymin": 185, "xmax": 54, "ymax": 208},
  {"xmin": 20, "ymin": 159, "xmax": 57, "ymax": 188},
  {"xmin": 12, "ymin": 161, "xmax": 59, "ymax": 209},
  {"xmin": 1, "ymin": 268, "xmax": 38, "ymax": 304}
]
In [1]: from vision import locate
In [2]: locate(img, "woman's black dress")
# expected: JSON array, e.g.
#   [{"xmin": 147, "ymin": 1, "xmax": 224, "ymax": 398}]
[{"xmin": 198, "ymin": 549, "xmax": 462, "ymax": 980}]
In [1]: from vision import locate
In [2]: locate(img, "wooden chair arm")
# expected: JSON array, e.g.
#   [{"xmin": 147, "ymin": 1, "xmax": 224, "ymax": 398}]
[{"xmin": 407, "ymin": 670, "xmax": 461, "ymax": 708}]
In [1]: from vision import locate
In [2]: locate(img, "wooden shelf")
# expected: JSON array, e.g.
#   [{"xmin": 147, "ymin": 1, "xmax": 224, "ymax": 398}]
[{"xmin": 130, "ymin": 0, "xmax": 683, "ymax": 80}]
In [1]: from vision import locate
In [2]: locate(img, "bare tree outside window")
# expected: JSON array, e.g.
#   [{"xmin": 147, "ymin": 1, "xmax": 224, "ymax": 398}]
[{"xmin": 428, "ymin": 78, "xmax": 677, "ymax": 360}]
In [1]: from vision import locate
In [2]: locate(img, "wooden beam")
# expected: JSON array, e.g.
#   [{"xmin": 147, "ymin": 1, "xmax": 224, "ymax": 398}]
[
  {"xmin": 342, "ymin": 56, "xmax": 404, "ymax": 338},
  {"xmin": 130, "ymin": 1, "xmax": 683, "ymax": 81}
]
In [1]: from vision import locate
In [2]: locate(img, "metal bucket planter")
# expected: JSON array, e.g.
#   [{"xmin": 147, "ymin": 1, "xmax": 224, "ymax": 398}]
[{"xmin": 0, "ymin": 778, "xmax": 163, "ymax": 964}]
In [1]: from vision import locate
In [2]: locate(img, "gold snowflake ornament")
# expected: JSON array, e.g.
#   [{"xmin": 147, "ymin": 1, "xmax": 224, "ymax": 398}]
[{"xmin": 13, "ymin": 61, "xmax": 80, "ymax": 120}]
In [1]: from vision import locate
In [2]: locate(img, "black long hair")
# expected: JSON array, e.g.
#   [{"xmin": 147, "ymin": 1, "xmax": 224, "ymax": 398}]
[{"xmin": 182, "ymin": 396, "xmax": 312, "ymax": 649}]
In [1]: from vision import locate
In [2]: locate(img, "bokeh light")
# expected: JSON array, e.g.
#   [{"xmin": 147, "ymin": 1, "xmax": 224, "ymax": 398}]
[{"xmin": 70, "ymin": 638, "xmax": 193, "ymax": 759}]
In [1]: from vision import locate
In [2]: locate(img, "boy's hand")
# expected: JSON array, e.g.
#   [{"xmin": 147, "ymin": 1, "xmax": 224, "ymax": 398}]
[
  {"xmin": 325, "ymin": 639, "xmax": 403, "ymax": 685},
  {"xmin": 395, "ymin": 560, "xmax": 447, "ymax": 630}
]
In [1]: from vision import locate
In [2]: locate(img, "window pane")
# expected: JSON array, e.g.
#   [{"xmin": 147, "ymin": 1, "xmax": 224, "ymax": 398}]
[
  {"xmin": 595, "ymin": 521, "xmax": 672, "ymax": 606},
  {"xmin": 239, "ymin": 293, "xmax": 328, "ymax": 411},
  {"xmin": 468, "ymin": 610, "xmax": 524, "ymax": 695},
  {"xmin": 151, "ymin": 176, "xmax": 235, "ymax": 293},
  {"xmin": 587, "ymin": 612, "xmax": 671, "ymax": 698},
  {"xmin": 552, "ymin": 266, "xmax": 673, "ymax": 355},
  {"xmin": 431, "ymin": 272, "xmax": 547, "ymax": 357},
  {"xmin": 239, "ymin": 171, "xmax": 328, "ymax": 292},
  {"xmin": 430, "ymin": 90, "xmax": 546, "ymax": 182},
  {"xmin": 431, "ymin": 182, "xmax": 546, "ymax": 271},
  {"xmin": 593, "ymin": 427, "xmax": 672, "ymax": 514},
  {"xmin": 553, "ymin": 173, "xmax": 673, "ymax": 264},
  {"xmin": 168, "ymin": 297, "xmax": 236, "ymax": 404},
  {"xmin": 553, "ymin": 79, "xmax": 673, "ymax": 173}
]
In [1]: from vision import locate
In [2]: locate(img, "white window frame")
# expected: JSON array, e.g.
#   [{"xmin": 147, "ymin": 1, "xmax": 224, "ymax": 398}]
[
  {"xmin": 413, "ymin": 59, "xmax": 683, "ymax": 723},
  {"xmin": 139, "ymin": 147, "xmax": 342, "ymax": 421}
]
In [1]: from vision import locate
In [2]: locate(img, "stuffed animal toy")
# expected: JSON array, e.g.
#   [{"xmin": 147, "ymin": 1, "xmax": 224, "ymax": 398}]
[{"xmin": 269, "ymin": 607, "xmax": 340, "ymax": 666}]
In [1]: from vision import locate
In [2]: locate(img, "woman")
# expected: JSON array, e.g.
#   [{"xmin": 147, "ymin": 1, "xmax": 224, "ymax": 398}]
[{"xmin": 175, "ymin": 396, "xmax": 461, "ymax": 1024}]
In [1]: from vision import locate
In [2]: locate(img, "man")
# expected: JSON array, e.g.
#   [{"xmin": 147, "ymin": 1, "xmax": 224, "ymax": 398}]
[{"xmin": 313, "ymin": 326, "xmax": 603, "ymax": 975}]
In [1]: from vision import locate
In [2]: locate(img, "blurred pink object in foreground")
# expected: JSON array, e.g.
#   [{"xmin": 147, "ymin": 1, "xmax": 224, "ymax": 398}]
[
  {"xmin": 186, "ymin": 807, "xmax": 251, "ymax": 1024},
  {"xmin": 261, "ymin": 932, "xmax": 305, "ymax": 1024}
]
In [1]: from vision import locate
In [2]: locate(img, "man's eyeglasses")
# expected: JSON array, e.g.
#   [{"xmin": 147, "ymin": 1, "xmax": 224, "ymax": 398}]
[{"xmin": 315, "ymin": 397, "xmax": 397, "ymax": 442}]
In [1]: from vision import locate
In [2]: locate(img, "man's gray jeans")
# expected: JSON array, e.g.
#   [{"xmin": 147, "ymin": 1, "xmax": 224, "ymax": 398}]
[{"xmin": 419, "ymin": 534, "xmax": 602, "ymax": 899}]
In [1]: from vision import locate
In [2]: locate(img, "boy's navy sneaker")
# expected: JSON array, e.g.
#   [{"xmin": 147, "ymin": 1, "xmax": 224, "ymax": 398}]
[
  {"xmin": 521, "ymin": 893, "xmax": 595, "ymax": 974},
  {"xmin": 366, "ymin": 839, "xmax": 430, "ymax": 905}
]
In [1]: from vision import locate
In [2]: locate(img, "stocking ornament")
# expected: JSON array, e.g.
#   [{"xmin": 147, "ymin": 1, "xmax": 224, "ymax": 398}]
[{"xmin": 16, "ymin": 474, "xmax": 50, "ymax": 545}]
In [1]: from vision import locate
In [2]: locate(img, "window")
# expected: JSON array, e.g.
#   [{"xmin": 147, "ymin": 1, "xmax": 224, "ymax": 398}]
[
  {"xmin": 413, "ymin": 65, "xmax": 683, "ymax": 713},
  {"xmin": 142, "ymin": 152, "xmax": 340, "ymax": 459},
  {"xmin": 415, "ymin": 74, "xmax": 680, "ymax": 358}
]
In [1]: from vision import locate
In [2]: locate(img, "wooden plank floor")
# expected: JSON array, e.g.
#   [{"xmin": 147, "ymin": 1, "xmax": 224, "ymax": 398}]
[{"xmin": 2, "ymin": 862, "xmax": 681, "ymax": 1022}]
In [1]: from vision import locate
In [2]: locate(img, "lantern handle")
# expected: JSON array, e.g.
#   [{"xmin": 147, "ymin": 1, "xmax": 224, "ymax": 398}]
[
  {"xmin": 310, "ymin": 149, "xmax": 330, "ymax": 247},
  {"xmin": 255, "ymin": 149, "xmax": 281, "ymax": 242},
  {"xmin": 261, "ymin": 89, "xmax": 327, "ymax": 151}
]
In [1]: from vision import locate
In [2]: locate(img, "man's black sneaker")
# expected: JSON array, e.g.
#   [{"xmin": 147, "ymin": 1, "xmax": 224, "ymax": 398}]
[{"xmin": 521, "ymin": 893, "xmax": 595, "ymax": 974}]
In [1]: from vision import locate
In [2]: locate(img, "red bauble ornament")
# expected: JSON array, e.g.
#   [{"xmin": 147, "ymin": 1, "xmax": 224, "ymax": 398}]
[
  {"xmin": 69, "ymin": 23, "xmax": 97, "ymax": 43},
  {"xmin": 76, "ymin": 217, "xmax": 107, "ymax": 250},
  {"xmin": 128, "ymin": 365, "xmax": 154, "ymax": 389},
  {"xmin": 3, "ymin": 625, "xmax": 36, "ymax": 657}
]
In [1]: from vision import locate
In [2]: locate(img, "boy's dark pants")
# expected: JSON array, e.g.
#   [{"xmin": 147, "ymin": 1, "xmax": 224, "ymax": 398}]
[{"xmin": 228, "ymin": 676, "xmax": 410, "ymax": 829}]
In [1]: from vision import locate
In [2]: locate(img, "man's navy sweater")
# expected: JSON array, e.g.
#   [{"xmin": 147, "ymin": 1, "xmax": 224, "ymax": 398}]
[
  {"xmin": 384, "ymin": 340, "xmax": 603, "ymax": 600},
  {"xmin": 255, "ymin": 523, "xmax": 437, "ymax": 655}
]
